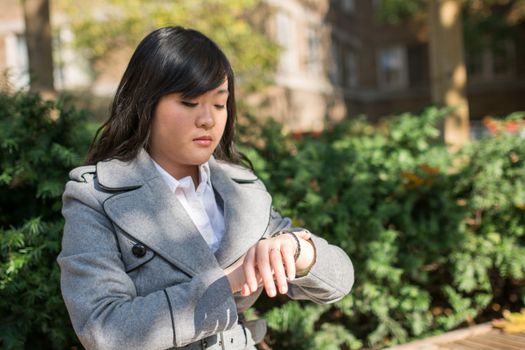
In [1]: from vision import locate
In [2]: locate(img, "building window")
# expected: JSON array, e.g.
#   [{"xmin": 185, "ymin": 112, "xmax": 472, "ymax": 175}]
[
  {"xmin": 306, "ymin": 26, "xmax": 321, "ymax": 74},
  {"xmin": 466, "ymin": 50, "xmax": 484, "ymax": 78},
  {"xmin": 466, "ymin": 40, "xmax": 515, "ymax": 81},
  {"xmin": 5, "ymin": 32, "xmax": 30, "ymax": 89},
  {"xmin": 345, "ymin": 48, "xmax": 358, "ymax": 88},
  {"xmin": 53, "ymin": 28, "xmax": 92, "ymax": 89},
  {"xmin": 407, "ymin": 44, "xmax": 428, "ymax": 87},
  {"xmin": 342, "ymin": 0, "xmax": 355, "ymax": 13},
  {"xmin": 275, "ymin": 12, "xmax": 296, "ymax": 73},
  {"xmin": 491, "ymin": 41, "xmax": 514, "ymax": 76},
  {"xmin": 378, "ymin": 46, "xmax": 408, "ymax": 89},
  {"xmin": 330, "ymin": 39, "xmax": 343, "ymax": 86}
]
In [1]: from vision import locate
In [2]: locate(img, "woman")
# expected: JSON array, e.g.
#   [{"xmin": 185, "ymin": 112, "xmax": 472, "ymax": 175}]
[{"xmin": 58, "ymin": 26, "xmax": 354, "ymax": 350}]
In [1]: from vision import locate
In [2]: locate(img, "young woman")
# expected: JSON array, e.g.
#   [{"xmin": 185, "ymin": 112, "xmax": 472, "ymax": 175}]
[{"xmin": 58, "ymin": 26, "xmax": 354, "ymax": 350}]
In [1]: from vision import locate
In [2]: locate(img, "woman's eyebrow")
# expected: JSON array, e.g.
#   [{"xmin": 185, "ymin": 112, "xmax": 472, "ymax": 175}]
[{"xmin": 216, "ymin": 89, "xmax": 229, "ymax": 95}]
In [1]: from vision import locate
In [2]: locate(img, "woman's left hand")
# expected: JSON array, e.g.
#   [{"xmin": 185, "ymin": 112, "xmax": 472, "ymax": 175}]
[{"xmin": 241, "ymin": 230, "xmax": 313, "ymax": 298}]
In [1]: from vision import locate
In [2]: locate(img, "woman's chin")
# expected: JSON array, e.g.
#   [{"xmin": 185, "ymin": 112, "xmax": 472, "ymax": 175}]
[{"xmin": 188, "ymin": 152, "xmax": 214, "ymax": 165}]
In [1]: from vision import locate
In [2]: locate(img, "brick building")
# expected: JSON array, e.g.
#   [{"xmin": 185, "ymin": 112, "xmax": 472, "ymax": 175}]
[
  {"xmin": 266, "ymin": 0, "xmax": 525, "ymax": 133},
  {"xmin": 1, "ymin": 0, "xmax": 524, "ymax": 133}
]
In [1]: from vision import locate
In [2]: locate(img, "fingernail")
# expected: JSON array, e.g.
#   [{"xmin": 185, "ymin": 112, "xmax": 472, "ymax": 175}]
[
  {"xmin": 269, "ymin": 288, "xmax": 275, "ymax": 297},
  {"xmin": 280, "ymin": 286, "xmax": 287, "ymax": 294}
]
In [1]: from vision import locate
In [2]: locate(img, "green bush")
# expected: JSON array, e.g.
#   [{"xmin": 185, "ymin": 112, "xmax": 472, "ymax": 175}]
[
  {"xmin": 1, "ymin": 89, "xmax": 524, "ymax": 349},
  {"xmin": 0, "ymin": 91, "xmax": 89, "ymax": 349},
  {"xmin": 241, "ymin": 108, "xmax": 525, "ymax": 349}
]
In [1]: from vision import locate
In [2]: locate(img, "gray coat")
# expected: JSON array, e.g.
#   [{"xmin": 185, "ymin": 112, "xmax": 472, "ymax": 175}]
[{"xmin": 58, "ymin": 149, "xmax": 354, "ymax": 350}]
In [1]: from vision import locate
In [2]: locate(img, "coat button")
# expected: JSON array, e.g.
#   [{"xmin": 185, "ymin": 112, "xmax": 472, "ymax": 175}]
[{"xmin": 132, "ymin": 243, "xmax": 147, "ymax": 257}]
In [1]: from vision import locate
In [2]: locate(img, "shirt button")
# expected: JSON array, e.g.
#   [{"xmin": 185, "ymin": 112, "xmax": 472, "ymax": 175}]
[{"xmin": 132, "ymin": 243, "xmax": 147, "ymax": 258}]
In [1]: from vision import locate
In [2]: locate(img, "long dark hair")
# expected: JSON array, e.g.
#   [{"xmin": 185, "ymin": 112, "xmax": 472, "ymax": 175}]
[{"xmin": 86, "ymin": 26, "xmax": 248, "ymax": 167}]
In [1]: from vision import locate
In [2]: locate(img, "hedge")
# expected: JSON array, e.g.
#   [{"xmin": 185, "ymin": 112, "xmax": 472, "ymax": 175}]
[
  {"xmin": 1, "ymin": 90, "xmax": 524, "ymax": 349},
  {"xmin": 241, "ymin": 109, "xmax": 525, "ymax": 349},
  {"xmin": 0, "ymin": 91, "xmax": 90, "ymax": 349}
]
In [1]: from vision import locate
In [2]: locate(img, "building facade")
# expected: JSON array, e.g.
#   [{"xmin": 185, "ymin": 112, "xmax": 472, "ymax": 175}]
[
  {"xmin": 264, "ymin": 0, "xmax": 525, "ymax": 133},
  {"xmin": 1, "ymin": 0, "xmax": 524, "ymax": 133}
]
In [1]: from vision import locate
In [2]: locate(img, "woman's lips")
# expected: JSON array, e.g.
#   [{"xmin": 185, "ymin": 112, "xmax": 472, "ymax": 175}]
[{"xmin": 193, "ymin": 136, "xmax": 212, "ymax": 146}]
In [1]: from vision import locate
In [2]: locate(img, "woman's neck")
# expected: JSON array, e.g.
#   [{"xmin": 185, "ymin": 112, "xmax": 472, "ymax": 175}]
[{"xmin": 151, "ymin": 156, "xmax": 200, "ymax": 187}]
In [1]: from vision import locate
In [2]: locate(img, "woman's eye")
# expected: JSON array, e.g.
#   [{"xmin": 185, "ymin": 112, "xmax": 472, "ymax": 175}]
[
  {"xmin": 214, "ymin": 104, "xmax": 226, "ymax": 110},
  {"xmin": 182, "ymin": 101, "xmax": 198, "ymax": 107}
]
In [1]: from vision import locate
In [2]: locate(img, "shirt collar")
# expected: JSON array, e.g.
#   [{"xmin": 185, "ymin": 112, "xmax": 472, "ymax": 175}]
[{"xmin": 152, "ymin": 159, "xmax": 211, "ymax": 194}]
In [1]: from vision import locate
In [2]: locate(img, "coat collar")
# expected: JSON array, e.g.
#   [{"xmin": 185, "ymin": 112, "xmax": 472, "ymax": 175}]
[
  {"xmin": 96, "ymin": 149, "xmax": 163, "ymax": 190},
  {"xmin": 98, "ymin": 149, "xmax": 271, "ymax": 275},
  {"xmin": 96, "ymin": 149, "xmax": 259, "ymax": 190}
]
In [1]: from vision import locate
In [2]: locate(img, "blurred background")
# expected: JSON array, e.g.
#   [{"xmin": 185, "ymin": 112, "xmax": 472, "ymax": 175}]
[
  {"xmin": 2, "ymin": 0, "xmax": 524, "ymax": 138},
  {"xmin": 0, "ymin": 1, "xmax": 524, "ymax": 349}
]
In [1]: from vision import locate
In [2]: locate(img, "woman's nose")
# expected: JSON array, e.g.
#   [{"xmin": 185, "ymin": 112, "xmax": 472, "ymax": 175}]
[{"xmin": 196, "ymin": 105, "xmax": 215, "ymax": 128}]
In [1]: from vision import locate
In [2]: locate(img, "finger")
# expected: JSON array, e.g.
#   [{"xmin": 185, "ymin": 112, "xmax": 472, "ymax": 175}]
[
  {"xmin": 241, "ymin": 275, "xmax": 264, "ymax": 297},
  {"xmin": 270, "ymin": 246, "xmax": 288, "ymax": 294},
  {"xmin": 257, "ymin": 244, "xmax": 277, "ymax": 297},
  {"xmin": 243, "ymin": 246, "xmax": 258, "ymax": 292},
  {"xmin": 280, "ymin": 241, "xmax": 296, "ymax": 281},
  {"xmin": 241, "ymin": 283, "xmax": 251, "ymax": 297},
  {"xmin": 257, "ymin": 273, "xmax": 264, "ymax": 286}
]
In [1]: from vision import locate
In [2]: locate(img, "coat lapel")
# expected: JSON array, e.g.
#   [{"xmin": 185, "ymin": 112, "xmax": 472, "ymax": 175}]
[
  {"xmin": 99, "ymin": 149, "xmax": 218, "ymax": 277},
  {"xmin": 209, "ymin": 158, "xmax": 272, "ymax": 269},
  {"xmin": 97, "ymin": 149, "xmax": 272, "ymax": 275}
]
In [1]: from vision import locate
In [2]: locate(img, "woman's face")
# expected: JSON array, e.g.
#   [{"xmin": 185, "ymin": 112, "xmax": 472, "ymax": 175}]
[{"xmin": 149, "ymin": 80, "xmax": 229, "ymax": 178}]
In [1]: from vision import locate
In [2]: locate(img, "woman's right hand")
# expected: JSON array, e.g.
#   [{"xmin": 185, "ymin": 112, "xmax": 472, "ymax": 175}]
[
  {"xmin": 224, "ymin": 254, "xmax": 261, "ymax": 295},
  {"xmin": 224, "ymin": 229, "xmax": 312, "ymax": 297},
  {"xmin": 242, "ymin": 229, "xmax": 312, "ymax": 298}
]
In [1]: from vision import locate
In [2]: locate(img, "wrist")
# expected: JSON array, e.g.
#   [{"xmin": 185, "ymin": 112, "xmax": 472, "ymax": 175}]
[
  {"xmin": 295, "ymin": 238, "xmax": 316, "ymax": 276},
  {"xmin": 269, "ymin": 228, "xmax": 316, "ymax": 277},
  {"xmin": 224, "ymin": 264, "xmax": 243, "ymax": 293},
  {"xmin": 271, "ymin": 229, "xmax": 308, "ymax": 261}
]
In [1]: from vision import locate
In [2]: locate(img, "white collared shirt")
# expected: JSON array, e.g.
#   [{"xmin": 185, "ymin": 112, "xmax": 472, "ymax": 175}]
[{"xmin": 152, "ymin": 160, "xmax": 225, "ymax": 252}]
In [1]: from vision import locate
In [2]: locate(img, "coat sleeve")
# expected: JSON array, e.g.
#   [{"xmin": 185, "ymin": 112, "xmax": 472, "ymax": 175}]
[
  {"xmin": 57, "ymin": 180, "xmax": 238, "ymax": 350},
  {"xmin": 266, "ymin": 207, "xmax": 355, "ymax": 304}
]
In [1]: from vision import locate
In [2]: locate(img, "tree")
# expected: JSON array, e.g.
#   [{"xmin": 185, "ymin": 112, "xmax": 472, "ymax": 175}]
[
  {"xmin": 21, "ymin": 0, "xmax": 55, "ymax": 95},
  {"xmin": 428, "ymin": 0, "xmax": 470, "ymax": 150},
  {"xmin": 53, "ymin": 0, "xmax": 280, "ymax": 94}
]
